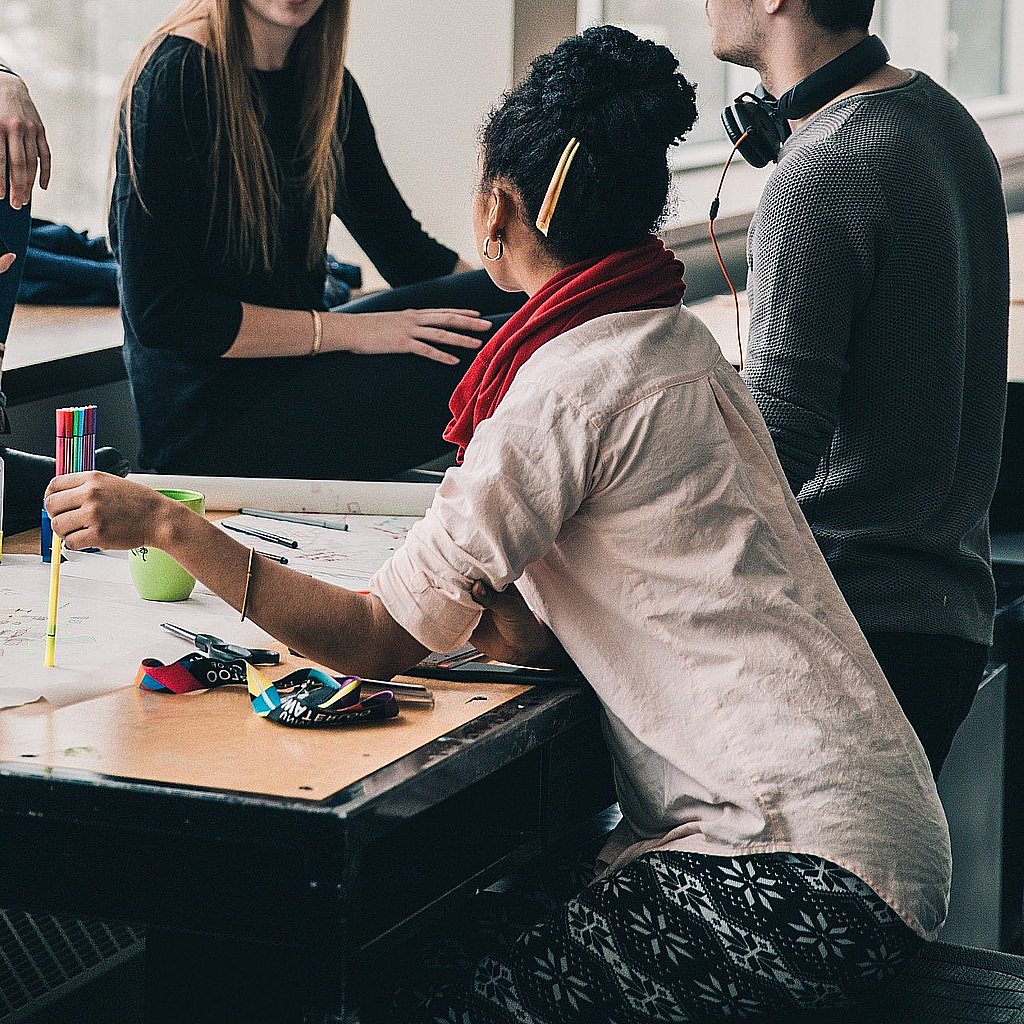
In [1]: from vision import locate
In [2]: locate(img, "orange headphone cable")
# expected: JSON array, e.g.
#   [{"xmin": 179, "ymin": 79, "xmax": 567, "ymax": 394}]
[{"xmin": 708, "ymin": 130, "xmax": 751, "ymax": 371}]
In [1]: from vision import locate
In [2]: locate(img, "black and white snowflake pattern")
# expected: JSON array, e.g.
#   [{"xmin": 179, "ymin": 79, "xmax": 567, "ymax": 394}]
[
  {"xmin": 381, "ymin": 851, "xmax": 921, "ymax": 1024},
  {"xmin": 789, "ymin": 910, "xmax": 857, "ymax": 960},
  {"xmin": 528, "ymin": 947, "xmax": 593, "ymax": 1013},
  {"xmin": 566, "ymin": 901, "xmax": 617, "ymax": 961},
  {"xmin": 694, "ymin": 973, "xmax": 765, "ymax": 1017},
  {"xmin": 856, "ymin": 942, "xmax": 908, "ymax": 982},
  {"xmin": 719, "ymin": 858, "xmax": 788, "ymax": 910}
]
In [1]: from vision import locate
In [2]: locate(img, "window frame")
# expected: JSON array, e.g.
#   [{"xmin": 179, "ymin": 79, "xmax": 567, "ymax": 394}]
[{"xmin": 582, "ymin": 0, "xmax": 1024, "ymax": 176}]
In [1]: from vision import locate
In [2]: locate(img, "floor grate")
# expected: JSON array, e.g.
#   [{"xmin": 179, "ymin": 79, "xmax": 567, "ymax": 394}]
[{"xmin": 0, "ymin": 912, "xmax": 143, "ymax": 1022}]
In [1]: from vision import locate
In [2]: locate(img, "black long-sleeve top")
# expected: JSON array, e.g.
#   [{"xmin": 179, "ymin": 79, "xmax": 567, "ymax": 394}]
[{"xmin": 110, "ymin": 35, "xmax": 458, "ymax": 468}]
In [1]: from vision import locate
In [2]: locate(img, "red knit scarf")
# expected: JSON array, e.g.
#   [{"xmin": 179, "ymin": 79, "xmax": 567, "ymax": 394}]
[{"xmin": 444, "ymin": 237, "xmax": 685, "ymax": 461}]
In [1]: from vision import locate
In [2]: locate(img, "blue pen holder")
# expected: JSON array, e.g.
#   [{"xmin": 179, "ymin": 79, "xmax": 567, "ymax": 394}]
[
  {"xmin": 41, "ymin": 507, "xmax": 52, "ymax": 561},
  {"xmin": 40, "ymin": 508, "xmax": 66, "ymax": 562}
]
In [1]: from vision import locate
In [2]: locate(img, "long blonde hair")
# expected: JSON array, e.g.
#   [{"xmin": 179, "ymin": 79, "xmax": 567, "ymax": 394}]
[{"xmin": 114, "ymin": 0, "xmax": 351, "ymax": 272}]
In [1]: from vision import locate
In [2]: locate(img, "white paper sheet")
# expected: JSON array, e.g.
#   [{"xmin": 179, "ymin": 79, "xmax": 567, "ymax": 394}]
[
  {"xmin": 128, "ymin": 474, "xmax": 439, "ymax": 515},
  {"xmin": 218, "ymin": 513, "xmax": 420, "ymax": 590},
  {"xmin": 0, "ymin": 555, "xmax": 277, "ymax": 708},
  {"xmin": 59, "ymin": 548, "xmax": 134, "ymax": 587}
]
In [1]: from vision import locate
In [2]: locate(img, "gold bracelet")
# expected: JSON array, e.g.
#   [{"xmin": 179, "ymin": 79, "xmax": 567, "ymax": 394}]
[
  {"xmin": 309, "ymin": 309, "xmax": 323, "ymax": 357},
  {"xmin": 240, "ymin": 547, "xmax": 256, "ymax": 622}
]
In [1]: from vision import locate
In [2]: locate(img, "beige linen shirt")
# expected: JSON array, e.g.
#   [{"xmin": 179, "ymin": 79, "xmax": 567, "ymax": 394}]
[{"xmin": 372, "ymin": 304, "xmax": 952, "ymax": 940}]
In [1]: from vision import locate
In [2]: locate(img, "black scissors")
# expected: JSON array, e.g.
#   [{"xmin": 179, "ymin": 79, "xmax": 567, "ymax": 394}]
[{"xmin": 161, "ymin": 623, "xmax": 281, "ymax": 666}]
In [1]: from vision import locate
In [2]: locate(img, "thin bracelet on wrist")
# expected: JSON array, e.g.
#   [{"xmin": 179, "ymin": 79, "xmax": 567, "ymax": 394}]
[
  {"xmin": 309, "ymin": 309, "xmax": 323, "ymax": 357},
  {"xmin": 240, "ymin": 547, "xmax": 256, "ymax": 622},
  {"xmin": 0, "ymin": 66, "xmax": 18, "ymax": 78}
]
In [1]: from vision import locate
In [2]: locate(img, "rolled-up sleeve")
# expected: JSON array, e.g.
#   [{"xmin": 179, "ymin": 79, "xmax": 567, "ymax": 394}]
[{"xmin": 371, "ymin": 379, "xmax": 600, "ymax": 652}]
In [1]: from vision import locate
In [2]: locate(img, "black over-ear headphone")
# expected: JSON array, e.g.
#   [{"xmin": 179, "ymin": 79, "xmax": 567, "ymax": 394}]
[{"xmin": 722, "ymin": 35, "xmax": 891, "ymax": 167}]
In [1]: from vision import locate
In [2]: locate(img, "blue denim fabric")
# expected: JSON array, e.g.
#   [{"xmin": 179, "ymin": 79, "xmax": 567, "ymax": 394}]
[
  {"xmin": 0, "ymin": 198, "xmax": 31, "ymax": 346},
  {"xmin": 19, "ymin": 219, "xmax": 118, "ymax": 305}
]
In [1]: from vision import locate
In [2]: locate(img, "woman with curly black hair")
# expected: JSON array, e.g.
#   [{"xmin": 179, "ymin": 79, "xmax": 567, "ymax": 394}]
[{"xmin": 49, "ymin": 25, "xmax": 949, "ymax": 1022}]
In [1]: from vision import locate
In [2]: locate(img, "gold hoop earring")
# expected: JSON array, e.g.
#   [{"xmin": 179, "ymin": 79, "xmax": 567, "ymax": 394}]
[{"xmin": 482, "ymin": 237, "xmax": 504, "ymax": 262}]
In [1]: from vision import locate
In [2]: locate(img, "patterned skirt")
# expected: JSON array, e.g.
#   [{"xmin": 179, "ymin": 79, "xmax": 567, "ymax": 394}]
[{"xmin": 369, "ymin": 851, "xmax": 922, "ymax": 1024}]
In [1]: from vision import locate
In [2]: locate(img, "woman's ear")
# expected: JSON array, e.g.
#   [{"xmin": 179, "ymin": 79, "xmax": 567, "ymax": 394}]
[{"xmin": 486, "ymin": 185, "xmax": 517, "ymax": 240}]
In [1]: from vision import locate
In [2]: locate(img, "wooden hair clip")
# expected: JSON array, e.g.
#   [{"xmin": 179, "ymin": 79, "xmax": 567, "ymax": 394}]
[{"xmin": 536, "ymin": 137, "xmax": 581, "ymax": 237}]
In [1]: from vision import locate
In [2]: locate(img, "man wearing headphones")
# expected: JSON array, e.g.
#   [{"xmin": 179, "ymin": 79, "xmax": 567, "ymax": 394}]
[{"xmin": 709, "ymin": 0, "xmax": 1009, "ymax": 776}]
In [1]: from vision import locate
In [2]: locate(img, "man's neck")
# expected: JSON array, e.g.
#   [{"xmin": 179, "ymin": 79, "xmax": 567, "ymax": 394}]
[
  {"xmin": 760, "ymin": 28, "xmax": 867, "ymax": 98},
  {"xmin": 760, "ymin": 30, "xmax": 910, "ymax": 131}
]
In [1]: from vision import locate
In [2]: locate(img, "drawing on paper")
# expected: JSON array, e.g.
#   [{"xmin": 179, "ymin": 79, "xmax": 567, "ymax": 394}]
[{"xmin": 0, "ymin": 605, "xmax": 98, "ymax": 654}]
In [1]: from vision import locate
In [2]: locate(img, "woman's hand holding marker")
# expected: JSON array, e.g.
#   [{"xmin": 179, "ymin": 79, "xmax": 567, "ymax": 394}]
[{"xmin": 45, "ymin": 472, "xmax": 179, "ymax": 553}]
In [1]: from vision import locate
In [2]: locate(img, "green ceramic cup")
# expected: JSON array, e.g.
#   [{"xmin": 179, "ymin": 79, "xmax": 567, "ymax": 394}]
[{"xmin": 128, "ymin": 489, "xmax": 205, "ymax": 601}]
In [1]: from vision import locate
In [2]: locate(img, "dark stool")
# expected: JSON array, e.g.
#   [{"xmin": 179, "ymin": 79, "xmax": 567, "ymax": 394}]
[{"xmin": 788, "ymin": 942, "xmax": 1024, "ymax": 1023}]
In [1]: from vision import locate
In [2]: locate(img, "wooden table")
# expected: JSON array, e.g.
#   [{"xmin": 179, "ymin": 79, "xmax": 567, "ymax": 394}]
[{"xmin": 0, "ymin": 528, "xmax": 615, "ymax": 1023}]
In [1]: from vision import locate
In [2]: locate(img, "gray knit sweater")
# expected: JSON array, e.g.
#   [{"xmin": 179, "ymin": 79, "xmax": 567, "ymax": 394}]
[{"xmin": 743, "ymin": 72, "xmax": 1009, "ymax": 645}]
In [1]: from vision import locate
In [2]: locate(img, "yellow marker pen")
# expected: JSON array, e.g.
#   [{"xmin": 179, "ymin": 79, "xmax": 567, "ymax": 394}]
[
  {"xmin": 44, "ymin": 532, "xmax": 61, "ymax": 667},
  {"xmin": 0, "ymin": 450, "xmax": 4, "ymax": 563}
]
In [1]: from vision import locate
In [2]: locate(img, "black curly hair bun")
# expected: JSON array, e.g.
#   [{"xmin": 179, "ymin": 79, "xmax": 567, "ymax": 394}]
[
  {"xmin": 535, "ymin": 25, "xmax": 699, "ymax": 155},
  {"xmin": 481, "ymin": 24, "xmax": 698, "ymax": 264}
]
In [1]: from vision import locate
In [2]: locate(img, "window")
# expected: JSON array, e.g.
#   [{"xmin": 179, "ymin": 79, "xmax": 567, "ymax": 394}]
[
  {"xmin": 881, "ymin": 0, "xmax": 1024, "ymax": 110},
  {"xmin": 582, "ymin": 0, "xmax": 1024, "ymax": 160},
  {"xmin": 579, "ymin": 0, "xmax": 758, "ymax": 157},
  {"xmin": 0, "ymin": 0, "xmax": 174, "ymax": 236}
]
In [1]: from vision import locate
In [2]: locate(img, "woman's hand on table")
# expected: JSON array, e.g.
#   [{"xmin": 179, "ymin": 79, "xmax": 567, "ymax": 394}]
[
  {"xmin": 470, "ymin": 581, "xmax": 574, "ymax": 671},
  {"xmin": 325, "ymin": 308, "xmax": 490, "ymax": 366},
  {"xmin": 44, "ymin": 472, "xmax": 180, "ymax": 551}
]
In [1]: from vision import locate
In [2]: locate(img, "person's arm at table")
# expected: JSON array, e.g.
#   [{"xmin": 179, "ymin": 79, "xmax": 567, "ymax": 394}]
[
  {"xmin": 44, "ymin": 382, "xmax": 594, "ymax": 676},
  {"xmin": 45, "ymin": 471, "xmax": 427, "ymax": 678},
  {"xmin": 113, "ymin": 49, "xmax": 487, "ymax": 366},
  {"xmin": 468, "ymin": 580, "xmax": 573, "ymax": 670}
]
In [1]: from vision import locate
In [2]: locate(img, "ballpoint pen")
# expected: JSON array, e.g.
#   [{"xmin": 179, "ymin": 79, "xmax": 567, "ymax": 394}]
[
  {"xmin": 239, "ymin": 508, "xmax": 350, "ymax": 532},
  {"xmin": 254, "ymin": 550, "xmax": 289, "ymax": 564},
  {"xmin": 222, "ymin": 522, "xmax": 299, "ymax": 549}
]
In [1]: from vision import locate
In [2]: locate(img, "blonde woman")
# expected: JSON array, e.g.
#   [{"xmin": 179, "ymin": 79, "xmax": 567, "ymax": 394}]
[{"xmin": 112, "ymin": 0, "xmax": 518, "ymax": 478}]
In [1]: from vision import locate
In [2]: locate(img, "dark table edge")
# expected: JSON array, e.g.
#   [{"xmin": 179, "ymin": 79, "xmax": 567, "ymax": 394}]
[{"xmin": 0, "ymin": 684, "xmax": 596, "ymax": 841}]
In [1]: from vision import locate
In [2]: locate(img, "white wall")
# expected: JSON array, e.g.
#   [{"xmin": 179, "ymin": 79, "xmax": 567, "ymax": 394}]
[{"xmin": 332, "ymin": 1, "xmax": 516, "ymax": 275}]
